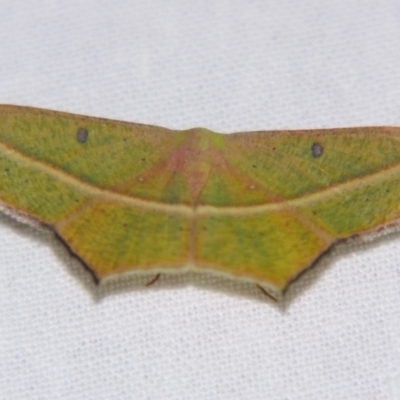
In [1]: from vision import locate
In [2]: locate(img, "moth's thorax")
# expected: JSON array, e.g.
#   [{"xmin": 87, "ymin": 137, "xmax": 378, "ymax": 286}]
[{"xmin": 169, "ymin": 128, "xmax": 224, "ymax": 203}]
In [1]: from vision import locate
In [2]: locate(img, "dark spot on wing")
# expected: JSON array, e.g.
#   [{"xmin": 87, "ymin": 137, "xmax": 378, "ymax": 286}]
[
  {"xmin": 76, "ymin": 128, "xmax": 89, "ymax": 143},
  {"xmin": 311, "ymin": 142, "xmax": 323, "ymax": 158}
]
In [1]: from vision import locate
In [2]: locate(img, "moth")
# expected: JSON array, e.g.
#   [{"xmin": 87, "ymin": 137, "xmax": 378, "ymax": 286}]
[{"xmin": 1, "ymin": 105, "xmax": 399, "ymax": 298}]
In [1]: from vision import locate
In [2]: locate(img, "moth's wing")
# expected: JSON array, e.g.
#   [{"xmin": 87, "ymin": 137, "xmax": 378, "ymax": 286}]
[
  {"xmin": 195, "ymin": 127, "xmax": 400, "ymax": 292},
  {"xmin": 3, "ymin": 107, "xmax": 400, "ymax": 292},
  {"xmin": 0, "ymin": 105, "xmax": 193, "ymax": 279}
]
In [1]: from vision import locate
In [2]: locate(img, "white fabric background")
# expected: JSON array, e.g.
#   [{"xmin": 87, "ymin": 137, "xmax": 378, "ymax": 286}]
[{"xmin": 1, "ymin": 1, "xmax": 400, "ymax": 399}]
